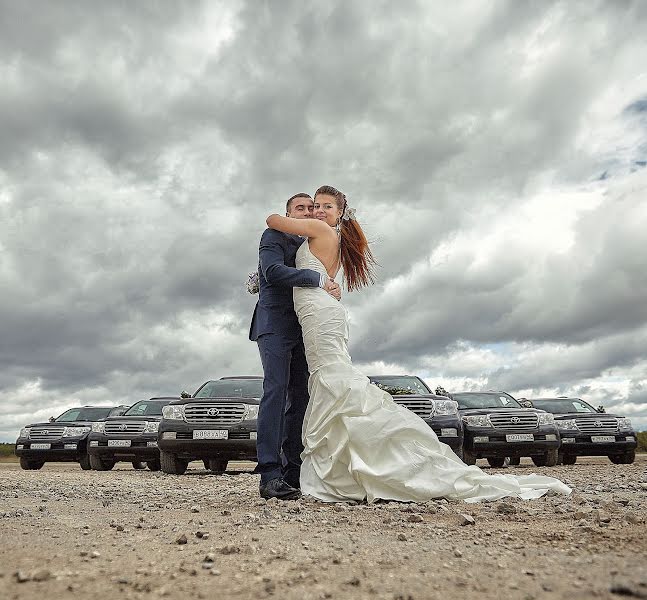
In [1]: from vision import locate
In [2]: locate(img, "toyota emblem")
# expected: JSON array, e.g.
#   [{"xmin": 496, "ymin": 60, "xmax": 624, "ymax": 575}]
[
  {"xmin": 42, "ymin": 430, "xmax": 48, "ymax": 435},
  {"xmin": 207, "ymin": 408, "xmax": 220, "ymax": 417},
  {"xmin": 510, "ymin": 416, "xmax": 520, "ymax": 424},
  {"xmin": 594, "ymin": 421, "xmax": 602, "ymax": 427}
]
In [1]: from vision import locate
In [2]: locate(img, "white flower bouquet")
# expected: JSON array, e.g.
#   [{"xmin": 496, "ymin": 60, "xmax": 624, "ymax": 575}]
[{"xmin": 246, "ymin": 271, "xmax": 260, "ymax": 294}]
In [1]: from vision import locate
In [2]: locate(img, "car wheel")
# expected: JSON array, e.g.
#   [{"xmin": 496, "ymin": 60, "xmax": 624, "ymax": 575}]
[
  {"xmin": 208, "ymin": 459, "xmax": 228, "ymax": 474},
  {"xmin": 19, "ymin": 457, "xmax": 44, "ymax": 470},
  {"xmin": 487, "ymin": 457, "xmax": 506, "ymax": 468},
  {"xmin": 146, "ymin": 460, "xmax": 161, "ymax": 471},
  {"xmin": 160, "ymin": 450, "xmax": 188, "ymax": 475},
  {"xmin": 89, "ymin": 454, "xmax": 115, "ymax": 471},
  {"xmin": 132, "ymin": 461, "xmax": 146, "ymax": 470},
  {"xmin": 610, "ymin": 451, "xmax": 635, "ymax": 465},
  {"xmin": 508, "ymin": 456, "xmax": 521, "ymax": 466},
  {"xmin": 203, "ymin": 460, "xmax": 210, "ymax": 471},
  {"xmin": 562, "ymin": 454, "xmax": 577, "ymax": 465},
  {"xmin": 462, "ymin": 448, "xmax": 477, "ymax": 465},
  {"xmin": 78, "ymin": 453, "xmax": 92, "ymax": 470},
  {"xmin": 532, "ymin": 448, "xmax": 558, "ymax": 467}
]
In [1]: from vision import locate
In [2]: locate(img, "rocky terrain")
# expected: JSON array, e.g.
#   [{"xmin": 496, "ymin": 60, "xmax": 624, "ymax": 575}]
[{"xmin": 1, "ymin": 457, "xmax": 646, "ymax": 600}]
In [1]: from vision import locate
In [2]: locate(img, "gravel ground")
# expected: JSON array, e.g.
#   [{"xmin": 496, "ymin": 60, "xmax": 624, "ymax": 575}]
[{"xmin": 1, "ymin": 457, "xmax": 646, "ymax": 600}]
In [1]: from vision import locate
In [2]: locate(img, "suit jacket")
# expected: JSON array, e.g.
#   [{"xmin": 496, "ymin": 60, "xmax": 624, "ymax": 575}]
[{"xmin": 249, "ymin": 229, "xmax": 321, "ymax": 341}]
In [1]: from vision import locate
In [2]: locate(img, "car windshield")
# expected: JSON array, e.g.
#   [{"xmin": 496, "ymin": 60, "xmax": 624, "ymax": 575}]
[
  {"xmin": 125, "ymin": 401, "xmax": 169, "ymax": 416},
  {"xmin": 368, "ymin": 376, "xmax": 431, "ymax": 395},
  {"xmin": 194, "ymin": 379, "xmax": 263, "ymax": 398},
  {"xmin": 56, "ymin": 407, "xmax": 113, "ymax": 422},
  {"xmin": 529, "ymin": 398, "xmax": 597, "ymax": 414},
  {"xmin": 453, "ymin": 393, "xmax": 522, "ymax": 409}
]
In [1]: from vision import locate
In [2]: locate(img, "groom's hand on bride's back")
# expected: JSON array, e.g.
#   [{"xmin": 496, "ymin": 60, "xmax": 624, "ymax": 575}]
[{"xmin": 324, "ymin": 278, "xmax": 341, "ymax": 301}]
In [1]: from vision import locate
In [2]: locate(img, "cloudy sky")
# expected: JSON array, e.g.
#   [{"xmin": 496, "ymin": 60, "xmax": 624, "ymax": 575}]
[{"xmin": 1, "ymin": 0, "xmax": 646, "ymax": 440}]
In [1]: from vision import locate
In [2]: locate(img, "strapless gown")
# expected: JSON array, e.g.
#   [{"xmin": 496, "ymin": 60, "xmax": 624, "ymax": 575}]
[{"xmin": 293, "ymin": 240, "xmax": 571, "ymax": 503}]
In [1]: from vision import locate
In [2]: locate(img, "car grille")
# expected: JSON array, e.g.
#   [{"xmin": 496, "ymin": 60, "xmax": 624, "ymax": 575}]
[
  {"xmin": 489, "ymin": 412, "xmax": 538, "ymax": 430},
  {"xmin": 104, "ymin": 421, "xmax": 146, "ymax": 435},
  {"xmin": 575, "ymin": 417, "xmax": 618, "ymax": 433},
  {"xmin": 29, "ymin": 426, "xmax": 66, "ymax": 441},
  {"xmin": 393, "ymin": 398, "xmax": 434, "ymax": 419},
  {"xmin": 184, "ymin": 403, "xmax": 246, "ymax": 424}
]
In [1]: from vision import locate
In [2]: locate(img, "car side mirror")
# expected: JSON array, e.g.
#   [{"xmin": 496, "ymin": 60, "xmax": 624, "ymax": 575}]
[
  {"xmin": 180, "ymin": 390, "xmax": 191, "ymax": 399},
  {"xmin": 49, "ymin": 416, "xmax": 56, "ymax": 422},
  {"xmin": 520, "ymin": 400, "xmax": 533, "ymax": 408},
  {"xmin": 596, "ymin": 405, "xmax": 606, "ymax": 413}
]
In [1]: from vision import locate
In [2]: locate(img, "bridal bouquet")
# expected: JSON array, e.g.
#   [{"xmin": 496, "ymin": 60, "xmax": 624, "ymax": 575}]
[{"xmin": 246, "ymin": 271, "xmax": 260, "ymax": 294}]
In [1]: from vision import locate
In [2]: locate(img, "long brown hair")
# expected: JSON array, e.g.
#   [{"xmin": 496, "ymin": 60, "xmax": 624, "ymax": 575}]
[{"xmin": 314, "ymin": 185, "xmax": 376, "ymax": 292}]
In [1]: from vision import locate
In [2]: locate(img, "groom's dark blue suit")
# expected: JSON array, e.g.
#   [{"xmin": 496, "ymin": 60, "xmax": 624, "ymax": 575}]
[{"xmin": 249, "ymin": 228, "xmax": 321, "ymax": 486}]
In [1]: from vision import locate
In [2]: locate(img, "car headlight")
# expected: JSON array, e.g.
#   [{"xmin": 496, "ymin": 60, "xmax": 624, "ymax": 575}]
[
  {"xmin": 91, "ymin": 422, "xmax": 105, "ymax": 433},
  {"xmin": 144, "ymin": 421, "xmax": 159, "ymax": 433},
  {"xmin": 19, "ymin": 428, "xmax": 31, "ymax": 439},
  {"xmin": 556, "ymin": 419, "xmax": 578, "ymax": 430},
  {"xmin": 618, "ymin": 417, "xmax": 632, "ymax": 431},
  {"xmin": 63, "ymin": 426, "xmax": 91, "ymax": 437},
  {"xmin": 537, "ymin": 413, "xmax": 555, "ymax": 425},
  {"xmin": 433, "ymin": 400, "xmax": 458, "ymax": 415},
  {"xmin": 162, "ymin": 405, "xmax": 185, "ymax": 420},
  {"xmin": 245, "ymin": 404, "xmax": 260, "ymax": 420},
  {"xmin": 463, "ymin": 415, "xmax": 491, "ymax": 427}
]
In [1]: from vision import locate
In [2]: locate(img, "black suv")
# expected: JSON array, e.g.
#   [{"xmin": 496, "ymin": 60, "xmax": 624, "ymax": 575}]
[
  {"xmin": 158, "ymin": 377, "xmax": 261, "ymax": 474},
  {"xmin": 522, "ymin": 397, "xmax": 637, "ymax": 465},
  {"xmin": 368, "ymin": 375, "xmax": 463, "ymax": 457},
  {"xmin": 87, "ymin": 398, "xmax": 177, "ymax": 471},
  {"xmin": 453, "ymin": 392, "xmax": 560, "ymax": 467},
  {"xmin": 14, "ymin": 405, "xmax": 129, "ymax": 470}
]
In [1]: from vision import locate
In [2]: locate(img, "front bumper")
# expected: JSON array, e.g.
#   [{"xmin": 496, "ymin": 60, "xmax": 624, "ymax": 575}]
[
  {"xmin": 464, "ymin": 425, "xmax": 560, "ymax": 458},
  {"xmin": 558, "ymin": 431, "xmax": 637, "ymax": 455},
  {"xmin": 158, "ymin": 419, "xmax": 258, "ymax": 461},
  {"xmin": 87, "ymin": 432, "xmax": 160, "ymax": 460},
  {"xmin": 14, "ymin": 437, "xmax": 87, "ymax": 462},
  {"xmin": 424, "ymin": 415, "xmax": 463, "ymax": 452}
]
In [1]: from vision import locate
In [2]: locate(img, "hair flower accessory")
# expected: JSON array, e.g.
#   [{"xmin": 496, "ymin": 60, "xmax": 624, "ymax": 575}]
[
  {"xmin": 342, "ymin": 206, "xmax": 356, "ymax": 221},
  {"xmin": 246, "ymin": 271, "xmax": 260, "ymax": 294}
]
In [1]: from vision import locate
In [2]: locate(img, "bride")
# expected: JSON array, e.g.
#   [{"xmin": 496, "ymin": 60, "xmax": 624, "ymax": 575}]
[{"xmin": 266, "ymin": 185, "xmax": 571, "ymax": 503}]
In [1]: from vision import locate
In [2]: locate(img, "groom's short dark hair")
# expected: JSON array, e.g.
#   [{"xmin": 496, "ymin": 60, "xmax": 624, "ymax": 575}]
[{"xmin": 286, "ymin": 193, "xmax": 312, "ymax": 213}]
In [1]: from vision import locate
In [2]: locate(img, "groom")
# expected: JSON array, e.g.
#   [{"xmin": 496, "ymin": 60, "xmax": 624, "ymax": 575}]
[{"xmin": 250, "ymin": 193, "xmax": 341, "ymax": 500}]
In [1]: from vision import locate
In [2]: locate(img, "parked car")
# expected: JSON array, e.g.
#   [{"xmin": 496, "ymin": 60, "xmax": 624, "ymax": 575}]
[
  {"xmin": 367, "ymin": 375, "xmax": 463, "ymax": 457},
  {"xmin": 87, "ymin": 397, "xmax": 177, "ymax": 471},
  {"xmin": 452, "ymin": 391, "xmax": 560, "ymax": 467},
  {"xmin": 521, "ymin": 397, "xmax": 637, "ymax": 464},
  {"xmin": 14, "ymin": 405, "xmax": 129, "ymax": 470},
  {"xmin": 158, "ymin": 377, "xmax": 262, "ymax": 475}
]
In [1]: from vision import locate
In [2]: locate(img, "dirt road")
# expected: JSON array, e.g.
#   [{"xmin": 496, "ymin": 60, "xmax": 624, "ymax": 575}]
[{"xmin": 1, "ymin": 457, "xmax": 646, "ymax": 600}]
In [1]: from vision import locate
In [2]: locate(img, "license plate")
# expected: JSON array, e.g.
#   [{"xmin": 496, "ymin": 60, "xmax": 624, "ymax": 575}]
[
  {"xmin": 108, "ymin": 439, "xmax": 131, "ymax": 447},
  {"xmin": 193, "ymin": 430, "xmax": 228, "ymax": 440},
  {"xmin": 506, "ymin": 434, "xmax": 534, "ymax": 442},
  {"xmin": 591, "ymin": 435, "xmax": 615, "ymax": 443},
  {"xmin": 30, "ymin": 443, "xmax": 51, "ymax": 450}
]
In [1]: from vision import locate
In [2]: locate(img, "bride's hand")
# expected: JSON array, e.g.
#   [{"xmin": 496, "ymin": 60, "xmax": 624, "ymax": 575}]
[{"xmin": 324, "ymin": 278, "xmax": 341, "ymax": 301}]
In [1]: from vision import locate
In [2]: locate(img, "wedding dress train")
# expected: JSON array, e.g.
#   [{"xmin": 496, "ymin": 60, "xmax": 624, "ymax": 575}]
[{"xmin": 293, "ymin": 241, "xmax": 571, "ymax": 503}]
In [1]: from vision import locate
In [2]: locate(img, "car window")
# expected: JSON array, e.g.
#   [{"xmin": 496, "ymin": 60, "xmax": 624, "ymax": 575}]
[
  {"xmin": 452, "ymin": 393, "xmax": 522, "ymax": 409},
  {"xmin": 56, "ymin": 408, "xmax": 113, "ymax": 422},
  {"xmin": 368, "ymin": 376, "xmax": 431, "ymax": 395},
  {"xmin": 125, "ymin": 401, "xmax": 168, "ymax": 416},
  {"xmin": 572, "ymin": 401, "xmax": 595, "ymax": 413},
  {"xmin": 194, "ymin": 380, "xmax": 264, "ymax": 398},
  {"xmin": 530, "ymin": 398, "xmax": 596, "ymax": 414}
]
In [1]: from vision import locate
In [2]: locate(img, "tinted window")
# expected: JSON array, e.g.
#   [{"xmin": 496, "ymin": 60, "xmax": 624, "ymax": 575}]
[
  {"xmin": 125, "ymin": 401, "xmax": 170, "ymax": 416},
  {"xmin": 453, "ymin": 393, "xmax": 522, "ymax": 409},
  {"xmin": 56, "ymin": 407, "xmax": 113, "ymax": 422},
  {"xmin": 368, "ymin": 376, "xmax": 431, "ymax": 395},
  {"xmin": 194, "ymin": 380, "xmax": 264, "ymax": 398},
  {"xmin": 530, "ymin": 399, "xmax": 596, "ymax": 414}
]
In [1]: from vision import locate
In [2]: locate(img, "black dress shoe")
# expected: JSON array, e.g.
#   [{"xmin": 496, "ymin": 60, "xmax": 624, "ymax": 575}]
[
  {"xmin": 283, "ymin": 476, "xmax": 301, "ymax": 490},
  {"xmin": 259, "ymin": 478, "xmax": 301, "ymax": 500}
]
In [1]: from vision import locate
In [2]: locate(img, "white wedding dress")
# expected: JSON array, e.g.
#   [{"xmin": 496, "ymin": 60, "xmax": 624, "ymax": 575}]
[{"xmin": 293, "ymin": 241, "xmax": 571, "ymax": 503}]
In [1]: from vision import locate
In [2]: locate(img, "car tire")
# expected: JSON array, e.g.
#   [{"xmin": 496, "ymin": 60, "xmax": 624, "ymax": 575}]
[
  {"xmin": 146, "ymin": 460, "xmax": 161, "ymax": 471},
  {"xmin": 132, "ymin": 461, "xmax": 146, "ymax": 470},
  {"xmin": 532, "ymin": 448, "xmax": 558, "ymax": 467},
  {"xmin": 562, "ymin": 454, "xmax": 577, "ymax": 465},
  {"xmin": 78, "ymin": 453, "xmax": 92, "ymax": 470},
  {"xmin": 610, "ymin": 451, "xmax": 635, "ymax": 465},
  {"xmin": 19, "ymin": 457, "xmax": 44, "ymax": 470},
  {"xmin": 89, "ymin": 454, "xmax": 115, "ymax": 471},
  {"xmin": 508, "ymin": 456, "xmax": 521, "ymax": 466},
  {"xmin": 208, "ymin": 459, "xmax": 228, "ymax": 474},
  {"xmin": 462, "ymin": 448, "xmax": 477, "ymax": 465},
  {"xmin": 160, "ymin": 450, "xmax": 188, "ymax": 475},
  {"xmin": 203, "ymin": 460, "xmax": 210, "ymax": 471},
  {"xmin": 487, "ymin": 457, "xmax": 506, "ymax": 468}
]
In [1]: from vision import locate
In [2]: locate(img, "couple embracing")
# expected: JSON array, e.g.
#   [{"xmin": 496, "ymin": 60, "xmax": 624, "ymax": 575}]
[{"xmin": 250, "ymin": 185, "xmax": 571, "ymax": 503}]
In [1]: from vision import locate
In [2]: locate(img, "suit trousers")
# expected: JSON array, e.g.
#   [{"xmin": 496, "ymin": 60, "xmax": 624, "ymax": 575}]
[{"xmin": 255, "ymin": 332, "xmax": 309, "ymax": 485}]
